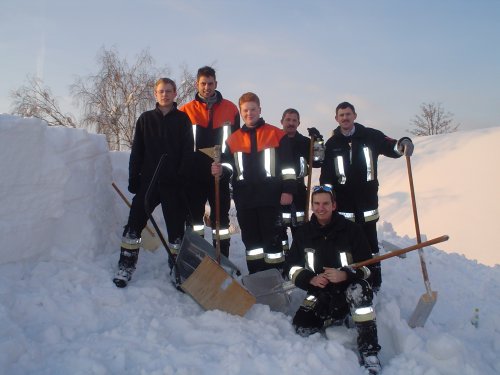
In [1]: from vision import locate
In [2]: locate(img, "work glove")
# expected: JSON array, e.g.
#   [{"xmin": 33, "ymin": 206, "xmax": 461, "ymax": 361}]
[
  {"xmin": 397, "ymin": 137, "xmax": 414, "ymax": 157},
  {"xmin": 313, "ymin": 139, "xmax": 325, "ymax": 162},
  {"xmin": 128, "ymin": 175, "xmax": 141, "ymax": 194},
  {"xmin": 307, "ymin": 127, "xmax": 323, "ymax": 141}
]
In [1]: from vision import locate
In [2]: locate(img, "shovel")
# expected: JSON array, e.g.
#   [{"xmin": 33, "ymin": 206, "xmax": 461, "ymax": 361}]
[
  {"xmin": 111, "ymin": 182, "xmax": 161, "ymax": 252},
  {"xmin": 243, "ymin": 235, "xmax": 449, "ymax": 315},
  {"xmin": 405, "ymin": 155, "xmax": 438, "ymax": 328}
]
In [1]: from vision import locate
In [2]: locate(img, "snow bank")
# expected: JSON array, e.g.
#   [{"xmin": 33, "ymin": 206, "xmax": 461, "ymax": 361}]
[{"xmin": 0, "ymin": 115, "xmax": 117, "ymax": 263}]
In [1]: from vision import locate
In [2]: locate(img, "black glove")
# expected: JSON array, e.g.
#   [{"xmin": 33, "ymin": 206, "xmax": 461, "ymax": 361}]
[
  {"xmin": 307, "ymin": 127, "xmax": 323, "ymax": 141},
  {"xmin": 128, "ymin": 175, "xmax": 141, "ymax": 194},
  {"xmin": 397, "ymin": 137, "xmax": 414, "ymax": 157}
]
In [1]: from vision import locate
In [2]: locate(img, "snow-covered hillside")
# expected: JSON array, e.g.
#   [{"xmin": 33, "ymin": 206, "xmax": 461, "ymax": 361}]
[
  {"xmin": 1, "ymin": 115, "xmax": 499, "ymax": 374},
  {"xmin": 377, "ymin": 127, "xmax": 500, "ymax": 267}
]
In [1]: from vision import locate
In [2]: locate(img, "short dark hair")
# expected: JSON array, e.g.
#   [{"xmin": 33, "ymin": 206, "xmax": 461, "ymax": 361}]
[
  {"xmin": 281, "ymin": 108, "xmax": 300, "ymax": 122},
  {"xmin": 336, "ymin": 101, "xmax": 356, "ymax": 115},
  {"xmin": 155, "ymin": 78, "xmax": 177, "ymax": 92},
  {"xmin": 197, "ymin": 66, "xmax": 216, "ymax": 81}
]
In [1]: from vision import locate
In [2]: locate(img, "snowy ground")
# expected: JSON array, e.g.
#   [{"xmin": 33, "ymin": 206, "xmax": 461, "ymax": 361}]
[{"xmin": 1, "ymin": 115, "xmax": 499, "ymax": 374}]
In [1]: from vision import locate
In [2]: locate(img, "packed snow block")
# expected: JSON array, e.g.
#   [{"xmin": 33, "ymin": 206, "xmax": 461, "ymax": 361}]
[
  {"xmin": 0, "ymin": 115, "xmax": 115, "ymax": 263},
  {"xmin": 181, "ymin": 256, "xmax": 256, "ymax": 317}
]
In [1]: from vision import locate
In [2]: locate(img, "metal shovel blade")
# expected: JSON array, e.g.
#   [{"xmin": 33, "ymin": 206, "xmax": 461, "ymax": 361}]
[
  {"xmin": 242, "ymin": 269, "xmax": 304, "ymax": 315},
  {"xmin": 408, "ymin": 290, "xmax": 438, "ymax": 328},
  {"xmin": 175, "ymin": 228, "xmax": 241, "ymax": 282}
]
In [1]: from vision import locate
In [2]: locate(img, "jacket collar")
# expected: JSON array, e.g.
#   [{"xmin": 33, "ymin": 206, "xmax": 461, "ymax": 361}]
[
  {"xmin": 241, "ymin": 118, "xmax": 265, "ymax": 133},
  {"xmin": 154, "ymin": 102, "xmax": 178, "ymax": 116},
  {"xmin": 309, "ymin": 212, "xmax": 346, "ymax": 237},
  {"xmin": 195, "ymin": 90, "xmax": 223, "ymax": 105},
  {"xmin": 334, "ymin": 122, "xmax": 366, "ymax": 138}
]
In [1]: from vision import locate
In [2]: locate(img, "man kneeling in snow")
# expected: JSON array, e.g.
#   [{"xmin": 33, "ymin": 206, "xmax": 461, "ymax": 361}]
[{"xmin": 284, "ymin": 186, "xmax": 381, "ymax": 374}]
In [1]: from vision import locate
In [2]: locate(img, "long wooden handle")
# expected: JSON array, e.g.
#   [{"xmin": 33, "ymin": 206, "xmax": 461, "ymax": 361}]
[
  {"xmin": 213, "ymin": 145, "xmax": 222, "ymax": 264},
  {"xmin": 111, "ymin": 182, "xmax": 155, "ymax": 237},
  {"xmin": 304, "ymin": 136, "xmax": 315, "ymax": 222},
  {"xmin": 351, "ymin": 235, "xmax": 449, "ymax": 269},
  {"xmin": 406, "ymin": 155, "xmax": 434, "ymax": 295}
]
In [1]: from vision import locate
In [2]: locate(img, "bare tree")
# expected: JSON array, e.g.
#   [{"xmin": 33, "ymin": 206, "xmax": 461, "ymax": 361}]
[
  {"xmin": 408, "ymin": 102, "xmax": 460, "ymax": 136},
  {"xmin": 71, "ymin": 47, "xmax": 197, "ymax": 151},
  {"xmin": 10, "ymin": 76, "xmax": 76, "ymax": 127},
  {"xmin": 176, "ymin": 63, "xmax": 197, "ymax": 106}
]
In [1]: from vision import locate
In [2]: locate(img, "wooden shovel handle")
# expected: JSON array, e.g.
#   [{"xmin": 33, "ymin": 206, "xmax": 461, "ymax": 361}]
[
  {"xmin": 213, "ymin": 146, "xmax": 222, "ymax": 264},
  {"xmin": 406, "ymin": 156, "xmax": 433, "ymax": 295},
  {"xmin": 304, "ymin": 136, "xmax": 315, "ymax": 222},
  {"xmin": 351, "ymin": 235, "xmax": 449, "ymax": 269}
]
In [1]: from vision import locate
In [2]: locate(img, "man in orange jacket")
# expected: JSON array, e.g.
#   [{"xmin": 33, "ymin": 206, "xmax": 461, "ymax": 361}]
[
  {"xmin": 180, "ymin": 66, "xmax": 240, "ymax": 257},
  {"xmin": 212, "ymin": 92, "xmax": 296, "ymax": 274}
]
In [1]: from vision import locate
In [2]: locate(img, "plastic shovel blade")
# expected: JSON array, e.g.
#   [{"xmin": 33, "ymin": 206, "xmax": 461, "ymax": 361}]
[{"xmin": 408, "ymin": 291, "xmax": 437, "ymax": 328}]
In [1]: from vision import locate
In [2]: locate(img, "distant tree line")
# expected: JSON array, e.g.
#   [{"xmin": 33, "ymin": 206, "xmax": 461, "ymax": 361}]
[
  {"xmin": 10, "ymin": 48, "xmax": 460, "ymax": 147},
  {"xmin": 10, "ymin": 47, "xmax": 197, "ymax": 151}
]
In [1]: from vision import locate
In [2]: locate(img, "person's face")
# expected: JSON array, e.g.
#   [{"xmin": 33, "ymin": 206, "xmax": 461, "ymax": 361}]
[
  {"xmin": 197, "ymin": 76, "xmax": 217, "ymax": 99},
  {"xmin": 281, "ymin": 113, "xmax": 300, "ymax": 137},
  {"xmin": 155, "ymin": 83, "xmax": 176, "ymax": 108},
  {"xmin": 240, "ymin": 101, "xmax": 261, "ymax": 127},
  {"xmin": 335, "ymin": 107, "xmax": 357, "ymax": 132},
  {"xmin": 312, "ymin": 192, "xmax": 336, "ymax": 225}
]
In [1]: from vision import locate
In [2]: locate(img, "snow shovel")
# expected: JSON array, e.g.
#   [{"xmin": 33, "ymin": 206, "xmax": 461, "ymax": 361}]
[
  {"xmin": 242, "ymin": 269, "xmax": 299, "ymax": 314},
  {"xmin": 405, "ymin": 155, "xmax": 438, "ymax": 328},
  {"xmin": 178, "ymin": 229, "xmax": 255, "ymax": 316},
  {"xmin": 111, "ymin": 182, "xmax": 160, "ymax": 252},
  {"xmin": 199, "ymin": 145, "xmax": 222, "ymax": 263},
  {"xmin": 243, "ymin": 234, "xmax": 449, "ymax": 315}
]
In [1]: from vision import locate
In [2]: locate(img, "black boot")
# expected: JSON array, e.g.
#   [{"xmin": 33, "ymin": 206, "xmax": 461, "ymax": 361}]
[
  {"xmin": 356, "ymin": 321, "xmax": 382, "ymax": 374},
  {"xmin": 368, "ymin": 262, "xmax": 382, "ymax": 293},
  {"xmin": 113, "ymin": 227, "xmax": 140, "ymax": 288}
]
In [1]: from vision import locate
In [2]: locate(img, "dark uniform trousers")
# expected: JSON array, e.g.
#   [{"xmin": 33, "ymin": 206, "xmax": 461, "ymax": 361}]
[
  {"xmin": 187, "ymin": 174, "xmax": 231, "ymax": 257},
  {"xmin": 293, "ymin": 279, "xmax": 380, "ymax": 354},
  {"xmin": 126, "ymin": 183, "xmax": 187, "ymax": 248},
  {"xmin": 237, "ymin": 206, "xmax": 284, "ymax": 274}
]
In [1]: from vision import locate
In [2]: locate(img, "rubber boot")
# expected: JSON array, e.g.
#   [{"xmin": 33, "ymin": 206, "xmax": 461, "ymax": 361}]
[
  {"xmin": 356, "ymin": 321, "xmax": 382, "ymax": 374},
  {"xmin": 113, "ymin": 227, "xmax": 140, "ymax": 288}
]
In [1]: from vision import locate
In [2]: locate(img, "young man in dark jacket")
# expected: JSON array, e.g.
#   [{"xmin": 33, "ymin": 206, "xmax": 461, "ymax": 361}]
[
  {"xmin": 180, "ymin": 66, "xmax": 240, "ymax": 257},
  {"xmin": 279, "ymin": 108, "xmax": 324, "ymax": 254},
  {"xmin": 320, "ymin": 101, "xmax": 414, "ymax": 291},
  {"xmin": 113, "ymin": 78, "xmax": 194, "ymax": 288},
  {"xmin": 285, "ymin": 186, "xmax": 382, "ymax": 374},
  {"xmin": 211, "ymin": 92, "xmax": 296, "ymax": 274}
]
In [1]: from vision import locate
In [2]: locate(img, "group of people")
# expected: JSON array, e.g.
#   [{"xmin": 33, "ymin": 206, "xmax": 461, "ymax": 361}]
[{"xmin": 112, "ymin": 66, "xmax": 414, "ymax": 374}]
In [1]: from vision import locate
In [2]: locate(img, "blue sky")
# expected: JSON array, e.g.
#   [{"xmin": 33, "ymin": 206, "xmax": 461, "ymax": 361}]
[{"xmin": 1, "ymin": 0, "xmax": 499, "ymax": 138}]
